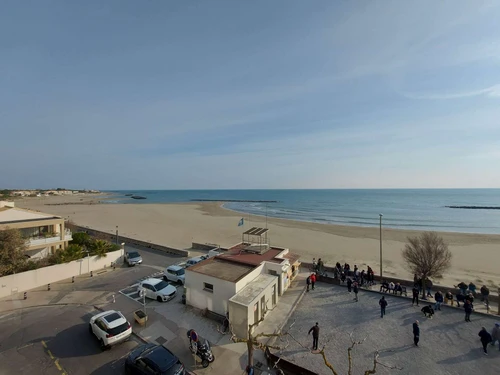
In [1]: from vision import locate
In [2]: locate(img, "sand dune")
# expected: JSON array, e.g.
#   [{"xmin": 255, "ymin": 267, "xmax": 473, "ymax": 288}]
[{"xmin": 16, "ymin": 195, "xmax": 500, "ymax": 289}]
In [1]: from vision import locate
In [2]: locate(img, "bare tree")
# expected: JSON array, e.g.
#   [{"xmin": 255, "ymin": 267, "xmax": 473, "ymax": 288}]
[
  {"xmin": 229, "ymin": 317, "xmax": 291, "ymax": 368},
  {"xmin": 0, "ymin": 228, "xmax": 28, "ymax": 276},
  {"xmin": 402, "ymin": 232, "xmax": 452, "ymax": 298}
]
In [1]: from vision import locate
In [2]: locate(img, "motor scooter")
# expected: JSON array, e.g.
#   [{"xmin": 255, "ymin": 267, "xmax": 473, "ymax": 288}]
[{"xmin": 187, "ymin": 329, "xmax": 215, "ymax": 368}]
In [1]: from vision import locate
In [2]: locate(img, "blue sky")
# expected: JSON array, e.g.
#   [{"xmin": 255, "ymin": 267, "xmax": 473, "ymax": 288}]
[{"xmin": 1, "ymin": 1, "xmax": 500, "ymax": 189}]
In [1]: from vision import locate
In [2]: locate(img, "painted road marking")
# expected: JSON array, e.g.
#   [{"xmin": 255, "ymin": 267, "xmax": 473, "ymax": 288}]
[
  {"xmin": 17, "ymin": 343, "xmax": 34, "ymax": 350},
  {"xmin": 41, "ymin": 340, "xmax": 67, "ymax": 375}
]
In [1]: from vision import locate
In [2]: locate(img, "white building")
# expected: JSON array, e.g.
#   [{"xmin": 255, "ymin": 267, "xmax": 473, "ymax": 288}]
[
  {"xmin": 185, "ymin": 227, "xmax": 301, "ymax": 339},
  {"xmin": 0, "ymin": 201, "xmax": 72, "ymax": 259}
]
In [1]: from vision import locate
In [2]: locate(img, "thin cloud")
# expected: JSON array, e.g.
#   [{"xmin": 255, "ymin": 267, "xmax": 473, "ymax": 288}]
[{"xmin": 400, "ymin": 84, "xmax": 500, "ymax": 100}]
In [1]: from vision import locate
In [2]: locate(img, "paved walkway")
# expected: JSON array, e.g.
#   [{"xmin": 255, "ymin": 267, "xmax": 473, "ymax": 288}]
[{"xmin": 279, "ymin": 282, "xmax": 500, "ymax": 375}]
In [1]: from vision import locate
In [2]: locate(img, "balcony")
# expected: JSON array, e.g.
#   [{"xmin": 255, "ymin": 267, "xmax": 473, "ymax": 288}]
[{"xmin": 27, "ymin": 230, "xmax": 72, "ymax": 247}]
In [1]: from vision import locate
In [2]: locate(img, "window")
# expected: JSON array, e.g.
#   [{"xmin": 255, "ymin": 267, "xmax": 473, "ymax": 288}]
[{"xmin": 203, "ymin": 282, "xmax": 214, "ymax": 292}]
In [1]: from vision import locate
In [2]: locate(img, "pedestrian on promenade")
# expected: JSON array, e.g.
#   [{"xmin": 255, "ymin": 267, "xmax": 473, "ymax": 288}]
[
  {"xmin": 308, "ymin": 322, "xmax": 320, "ymax": 350},
  {"xmin": 464, "ymin": 300, "xmax": 473, "ymax": 322},
  {"xmin": 457, "ymin": 282, "xmax": 468, "ymax": 295},
  {"xmin": 421, "ymin": 305, "xmax": 434, "ymax": 318},
  {"xmin": 412, "ymin": 286, "xmax": 419, "ymax": 306},
  {"xmin": 490, "ymin": 323, "xmax": 500, "ymax": 351},
  {"xmin": 478, "ymin": 327, "xmax": 493, "ymax": 355},
  {"xmin": 306, "ymin": 275, "xmax": 311, "ymax": 292},
  {"xmin": 413, "ymin": 320, "xmax": 420, "ymax": 347},
  {"xmin": 445, "ymin": 291, "xmax": 453, "ymax": 305},
  {"xmin": 353, "ymin": 282, "xmax": 359, "ymax": 302},
  {"xmin": 425, "ymin": 278, "xmax": 433, "ymax": 298},
  {"xmin": 379, "ymin": 296, "xmax": 388, "ymax": 318},
  {"xmin": 434, "ymin": 291, "xmax": 443, "ymax": 311},
  {"xmin": 310, "ymin": 273, "xmax": 316, "ymax": 290},
  {"xmin": 480, "ymin": 285, "xmax": 490, "ymax": 305},
  {"xmin": 347, "ymin": 277, "xmax": 352, "ymax": 293}
]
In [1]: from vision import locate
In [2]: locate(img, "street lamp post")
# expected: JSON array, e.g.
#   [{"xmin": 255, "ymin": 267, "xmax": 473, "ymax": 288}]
[
  {"xmin": 115, "ymin": 226, "xmax": 119, "ymax": 245},
  {"xmin": 379, "ymin": 214, "xmax": 383, "ymax": 282}
]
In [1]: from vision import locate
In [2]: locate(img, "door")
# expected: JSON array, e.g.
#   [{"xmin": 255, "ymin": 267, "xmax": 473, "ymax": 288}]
[
  {"xmin": 260, "ymin": 296, "xmax": 265, "ymax": 318},
  {"xmin": 272, "ymin": 284, "xmax": 276, "ymax": 306},
  {"xmin": 143, "ymin": 283, "xmax": 154, "ymax": 299},
  {"xmin": 254, "ymin": 302, "xmax": 259, "ymax": 324}
]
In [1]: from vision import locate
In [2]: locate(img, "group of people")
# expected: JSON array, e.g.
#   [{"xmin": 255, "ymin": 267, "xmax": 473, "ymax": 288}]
[{"xmin": 334, "ymin": 263, "xmax": 375, "ymax": 287}]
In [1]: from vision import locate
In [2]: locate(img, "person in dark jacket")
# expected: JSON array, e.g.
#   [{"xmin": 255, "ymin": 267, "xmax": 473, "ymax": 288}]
[
  {"xmin": 413, "ymin": 320, "xmax": 420, "ymax": 346},
  {"xmin": 480, "ymin": 285, "xmax": 490, "ymax": 304},
  {"xmin": 456, "ymin": 291, "xmax": 465, "ymax": 307},
  {"xmin": 308, "ymin": 322, "xmax": 320, "ymax": 350},
  {"xmin": 464, "ymin": 300, "xmax": 473, "ymax": 322},
  {"xmin": 425, "ymin": 278, "xmax": 433, "ymax": 297},
  {"xmin": 478, "ymin": 327, "xmax": 493, "ymax": 355},
  {"xmin": 379, "ymin": 296, "xmax": 388, "ymax": 318},
  {"xmin": 468, "ymin": 282, "xmax": 476, "ymax": 295},
  {"xmin": 412, "ymin": 286, "xmax": 419, "ymax": 306},
  {"xmin": 353, "ymin": 282, "xmax": 359, "ymax": 302},
  {"xmin": 347, "ymin": 277, "xmax": 352, "ymax": 293},
  {"xmin": 457, "ymin": 282, "xmax": 468, "ymax": 295},
  {"xmin": 445, "ymin": 291, "xmax": 453, "ymax": 305},
  {"xmin": 434, "ymin": 291, "xmax": 443, "ymax": 311},
  {"xmin": 306, "ymin": 275, "xmax": 311, "ymax": 292},
  {"xmin": 421, "ymin": 305, "xmax": 434, "ymax": 318}
]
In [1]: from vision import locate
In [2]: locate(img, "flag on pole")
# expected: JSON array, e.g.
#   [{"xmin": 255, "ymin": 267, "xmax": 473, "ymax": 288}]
[{"xmin": 238, "ymin": 218, "xmax": 244, "ymax": 227}]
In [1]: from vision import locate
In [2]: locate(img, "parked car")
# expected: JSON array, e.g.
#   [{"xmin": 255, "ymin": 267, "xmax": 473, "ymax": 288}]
[
  {"xmin": 164, "ymin": 265, "xmax": 185, "ymax": 285},
  {"xmin": 138, "ymin": 278, "xmax": 177, "ymax": 302},
  {"xmin": 185, "ymin": 256, "xmax": 207, "ymax": 268},
  {"xmin": 89, "ymin": 310, "xmax": 132, "ymax": 350},
  {"xmin": 125, "ymin": 251, "xmax": 143, "ymax": 266},
  {"xmin": 125, "ymin": 343, "xmax": 185, "ymax": 375}
]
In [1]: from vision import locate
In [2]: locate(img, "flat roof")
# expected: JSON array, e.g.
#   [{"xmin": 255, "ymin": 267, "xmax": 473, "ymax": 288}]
[
  {"xmin": 187, "ymin": 258, "xmax": 255, "ymax": 282},
  {"xmin": 218, "ymin": 246, "xmax": 284, "ymax": 266},
  {"xmin": 0, "ymin": 207, "xmax": 61, "ymax": 225},
  {"xmin": 230, "ymin": 274, "xmax": 277, "ymax": 306}
]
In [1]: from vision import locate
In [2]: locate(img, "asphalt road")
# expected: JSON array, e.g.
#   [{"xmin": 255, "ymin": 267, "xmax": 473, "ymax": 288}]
[{"xmin": 0, "ymin": 246, "xmax": 189, "ymax": 375}]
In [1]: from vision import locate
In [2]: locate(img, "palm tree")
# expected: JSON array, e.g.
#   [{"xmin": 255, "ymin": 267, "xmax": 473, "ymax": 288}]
[
  {"xmin": 57, "ymin": 244, "xmax": 84, "ymax": 263},
  {"xmin": 89, "ymin": 239, "xmax": 109, "ymax": 258}
]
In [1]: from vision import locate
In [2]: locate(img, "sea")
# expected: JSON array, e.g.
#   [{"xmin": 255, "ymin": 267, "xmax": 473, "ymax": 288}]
[{"xmin": 104, "ymin": 189, "xmax": 500, "ymax": 235}]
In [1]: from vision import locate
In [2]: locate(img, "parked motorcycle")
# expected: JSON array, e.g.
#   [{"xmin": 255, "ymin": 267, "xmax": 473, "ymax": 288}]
[{"xmin": 187, "ymin": 329, "xmax": 215, "ymax": 368}]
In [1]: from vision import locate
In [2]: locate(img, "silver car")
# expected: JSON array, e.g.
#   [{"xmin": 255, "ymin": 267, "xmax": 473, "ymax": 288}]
[{"xmin": 125, "ymin": 251, "xmax": 143, "ymax": 266}]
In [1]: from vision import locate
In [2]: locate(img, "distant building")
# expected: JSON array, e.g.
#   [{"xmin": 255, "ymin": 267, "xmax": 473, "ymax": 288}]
[
  {"xmin": 185, "ymin": 227, "xmax": 301, "ymax": 338},
  {"xmin": 0, "ymin": 201, "xmax": 72, "ymax": 259}
]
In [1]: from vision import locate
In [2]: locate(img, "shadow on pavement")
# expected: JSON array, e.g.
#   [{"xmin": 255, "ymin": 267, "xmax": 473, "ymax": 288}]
[{"xmin": 90, "ymin": 357, "xmax": 127, "ymax": 375}]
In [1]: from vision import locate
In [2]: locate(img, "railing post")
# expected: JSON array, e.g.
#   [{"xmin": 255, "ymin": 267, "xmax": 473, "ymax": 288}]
[
  {"xmin": 47, "ymin": 283, "xmax": 51, "ymax": 291},
  {"xmin": 72, "ymin": 276, "xmax": 75, "ymax": 283},
  {"xmin": 90, "ymin": 271, "xmax": 93, "ymax": 277},
  {"xmin": 24, "ymin": 292, "xmax": 27, "ymax": 300}
]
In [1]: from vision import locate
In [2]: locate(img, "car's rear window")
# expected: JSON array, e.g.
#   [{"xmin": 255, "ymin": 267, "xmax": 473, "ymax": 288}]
[
  {"xmin": 107, "ymin": 322, "xmax": 129, "ymax": 335},
  {"xmin": 104, "ymin": 313, "xmax": 122, "ymax": 323}
]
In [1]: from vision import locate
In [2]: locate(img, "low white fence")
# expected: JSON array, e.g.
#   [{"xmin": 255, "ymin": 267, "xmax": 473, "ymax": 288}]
[{"xmin": 0, "ymin": 249, "xmax": 123, "ymax": 299}]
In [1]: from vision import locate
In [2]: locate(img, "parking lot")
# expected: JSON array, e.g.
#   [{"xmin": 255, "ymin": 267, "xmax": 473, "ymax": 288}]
[{"xmin": 0, "ymin": 246, "xmax": 192, "ymax": 375}]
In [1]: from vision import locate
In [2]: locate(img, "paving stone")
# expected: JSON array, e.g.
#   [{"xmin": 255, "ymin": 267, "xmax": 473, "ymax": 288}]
[{"xmin": 279, "ymin": 283, "xmax": 500, "ymax": 375}]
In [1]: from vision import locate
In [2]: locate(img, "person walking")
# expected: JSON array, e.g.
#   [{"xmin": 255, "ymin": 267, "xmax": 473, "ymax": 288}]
[
  {"xmin": 464, "ymin": 300, "xmax": 473, "ymax": 322},
  {"xmin": 379, "ymin": 296, "xmax": 388, "ymax": 318},
  {"xmin": 308, "ymin": 322, "xmax": 320, "ymax": 350},
  {"xmin": 347, "ymin": 277, "xmax": 352, "ymax": 293},
  {"xmin": 310, "ymin": 273, "xmax": 317, "ymax": 290},
  {"xmin": 478, "ymin": 327, "xmax": 493, "ymax": 355},
  {"xmin": 306, "ymin": 275, "xmax": 311, "ymax": 292},
  {"xmin": 434, "ymin": 291, "xmax": 443, "ymax": 311},
  {"xmin": 490, "ymin": 323, "xmax": 500, "ymax": 351},
  {"xmin": 412, "ymin": 286, "xmax": 419, "ymax": 306},
  {"xmin": 353, "ymin": 282, "xmax": 359, "ymax": 302},
  {"xmin": 480, "ymin": 285, "xmax": 490, "ymax": 305},
  {"xmin": 425, "ymin": 278, "xmax": 433, "ymax": 298},
  {"xmin": 413, "ymin": 320, "xmax": 420, "ymax": 347}
]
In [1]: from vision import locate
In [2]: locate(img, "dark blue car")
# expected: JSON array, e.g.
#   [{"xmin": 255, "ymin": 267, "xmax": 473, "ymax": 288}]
[{"xmin": 125, "ymin": 343, "xmax": 185, "ymax": 375}]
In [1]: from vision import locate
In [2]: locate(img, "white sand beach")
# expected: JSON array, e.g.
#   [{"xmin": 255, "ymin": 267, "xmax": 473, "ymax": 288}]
[{"xmin": 15, "ymin": 195, "xmax": 500, "ymax": 289}]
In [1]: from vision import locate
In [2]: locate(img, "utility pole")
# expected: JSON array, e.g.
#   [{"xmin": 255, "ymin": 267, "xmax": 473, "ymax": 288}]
[{"xmin": 379, "ymin": 214, "xmax": 383, "ymax": 282}]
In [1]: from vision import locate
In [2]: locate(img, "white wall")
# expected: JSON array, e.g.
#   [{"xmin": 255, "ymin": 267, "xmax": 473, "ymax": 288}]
[
  {"xmin": 247, "ymin": 280, "xmax": 279, "ymax": 329},
  {"xmin": 0, "ymin": 249, "xmax": 123, "ymax": 298},
  {"xmin": 228, "ymin": 300, "xmax": 249, "ymax": 339},
  {"xmin": 185, "ymin": 270, "xmax": 237, "ymax": 316}
]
